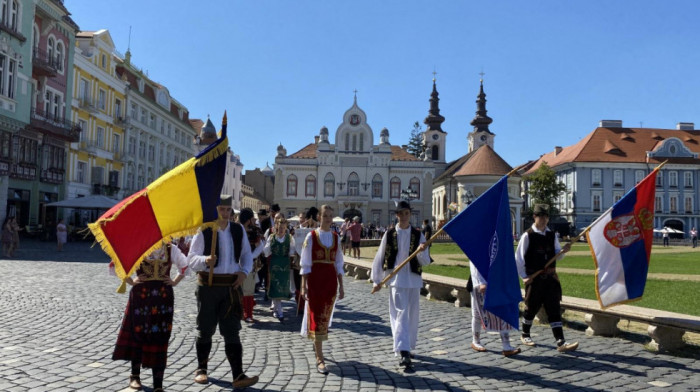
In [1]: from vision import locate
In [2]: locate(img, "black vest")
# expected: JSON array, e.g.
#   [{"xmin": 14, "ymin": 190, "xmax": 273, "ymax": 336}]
[
  {"xmin": 202, "ymin": 223, "xmax": 244, "ymax": 267},
  {"xmin": 524, "ymin": 228, "xmax": 556, "ymax": 275},
  {"xmin": 383, "ymin": 227, "xmax": 423, "ymax": 275}
]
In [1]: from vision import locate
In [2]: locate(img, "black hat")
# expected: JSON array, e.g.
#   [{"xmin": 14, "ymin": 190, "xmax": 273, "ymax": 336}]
[
  {"xmin": 219, "ymin": 194, "xmax": 233, "ymax": 207},
  {"xmin": 305, "ymin": 206, "xmax": 319, "ymax": 220},
  {"xmin": 239, "ymin": 208, "xmax": 255, "ymax": 225},
  {"xmin": 258, "ymin": 208, "xmax": 268, "ymax": 216},
  {"xmin": 533, "ymin": 204, "xmax": 550, "ymax": 216},
  {"xmin": 271, "ymin": 204, "xmax": 281, "ymax": 212},
  {"xmin": 395, "ymin": 200, "xmax": 412, "ymax": 212}
]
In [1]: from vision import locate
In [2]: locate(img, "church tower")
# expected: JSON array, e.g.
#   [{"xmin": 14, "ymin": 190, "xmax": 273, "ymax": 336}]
[
  {"xmin": 467, "ymin": 78, "xmax": 495, "ymax": 153},
  {"xmin": 422, "ymin": 77, "xmax": 447, "ymax": 176}
]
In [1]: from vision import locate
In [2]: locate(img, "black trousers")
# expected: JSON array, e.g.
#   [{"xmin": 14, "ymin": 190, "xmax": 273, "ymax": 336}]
[
  {"xmin": 195, "ymin": 285, "xmax": 243, "ymax": 374},
  {"xmin": 523, "ymin": 274, "xmax": 562, "ymax": 323}
]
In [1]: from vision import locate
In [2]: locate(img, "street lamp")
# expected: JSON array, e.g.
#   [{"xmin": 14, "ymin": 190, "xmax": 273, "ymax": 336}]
[{"xmin": 461, "ymin": 189, "xmax": 475, "ymax": 207}]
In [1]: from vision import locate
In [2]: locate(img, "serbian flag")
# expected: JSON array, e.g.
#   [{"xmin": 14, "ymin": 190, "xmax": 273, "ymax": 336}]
[
  {"xmin": 586, "ymin": 168, "xmax": 658, "ymax": 308},
  {"xmin": 442, "ymin": 176, "xmax": 521, "ymax": 329},
  {"xmin": 89, "ymin": 113, "xmax": 229, "ymax": 292}
]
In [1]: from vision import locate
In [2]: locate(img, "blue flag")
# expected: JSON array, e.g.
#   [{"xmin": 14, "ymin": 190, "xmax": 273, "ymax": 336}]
[{"xmin": 442, "ymin": 176, "xmax": 521, "ymax": 329}]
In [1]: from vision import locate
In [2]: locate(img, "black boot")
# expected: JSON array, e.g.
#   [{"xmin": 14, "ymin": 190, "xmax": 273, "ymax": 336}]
[
  {"xmin": 225, "ymin": 343, "xmax": 244, "ymax": 378},
  {"xmin": 194, "ymin": 340, "xmax": 211, "ymax": 384},
  {"xmin": 399, "ymin": 351, "xmax": 412, "ymax": 367}
]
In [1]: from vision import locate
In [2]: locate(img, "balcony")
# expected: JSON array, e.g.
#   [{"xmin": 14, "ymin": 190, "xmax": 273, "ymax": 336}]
[
  {"xmin": 79, "ymin": 141, "xmax": 98, "ymax": 154},
  {"xmin": 10, "ymin": 163, "xmax": 37, "ymax": 180},
  {"xmin": 0, "ymin": 20, "xmax": 26, "ymax": 42},
  {"xmin": 40, "ymin": 168, "xmax": 64, "ymax": 184},
  {"xmin": 78, "ymin": 97, "xmax": 98, "ymax": 113},
  {"xmin": 93, "ymin": 183, "xmax": 120, "ymax": 196},
  {"xmin": 31, "ymin": 107, "xmax": 81, "ymax": 142},
  {"xmin": 113, "ymin": 116, "xmax": 129, "ymax": 127},
  {"xmin": 32, "ymin": 48, "xmax": 60, "ymax": 77}
]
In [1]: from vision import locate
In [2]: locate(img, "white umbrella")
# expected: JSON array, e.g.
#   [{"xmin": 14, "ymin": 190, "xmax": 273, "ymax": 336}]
[
  {"xmin": 288, "ymin": 216, "xmax": 301, "ymax": 222},
  {"xmin": 332, "ymin": 216, "xmax": 345, "ymax": 223},
  {"xmin": 663, "ymin": 226, "xmax": 684, "ymax": 235},
  {"xmin": 46, "ymin": 194, "xmax": 119, "ymax": 209}
]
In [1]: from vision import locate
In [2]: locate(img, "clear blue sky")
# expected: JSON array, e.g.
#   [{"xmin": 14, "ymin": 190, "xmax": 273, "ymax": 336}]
[{"xmin": 67, "ymin": 1, "xmax": 700, "ymax": 172}]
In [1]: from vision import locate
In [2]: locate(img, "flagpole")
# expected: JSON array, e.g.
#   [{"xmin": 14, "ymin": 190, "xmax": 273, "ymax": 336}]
[
  {"xmin": 524, "ymin": 160, "xmax": 667, "ymax": 284},
  {"xmin": 208, "ymin": 219, "xmax": 220, "ymax": 287},
  {"xmin": 371, "ymin": 168, "xmax": 520, "ymax": 294}
]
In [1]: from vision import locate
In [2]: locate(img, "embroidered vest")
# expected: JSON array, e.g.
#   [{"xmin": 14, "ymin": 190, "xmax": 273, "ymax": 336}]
[
  {"xmin": 383, "ymin": 227, "xmax": 422, "ymax": 275},
  {"xmin": 524, "ymin": 228, "xmax": 556, "ymax": 275},
  {"xmin": 202, "ymin": 223, "xmax": 244, "ymax": 267},
  {"xmin": 136, "ymin": 244, "xmax": 172, "ymax": 281},
  {"xmin": 310, "ymin": 230, "xmax": 338, "ymax": 263}
]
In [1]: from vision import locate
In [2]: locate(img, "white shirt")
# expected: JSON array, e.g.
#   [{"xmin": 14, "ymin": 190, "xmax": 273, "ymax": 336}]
[
  {"xmin": 515, "ymin": 224, "xmax": 564, "ymax": 279},
  {"xmin": 187, "ymin": 222, "xmax": 253, "ymax": 275},
  {"xmin": 300, "ymin": 228, "xmax": 344, "ymax": 276},
  {"xmin": 263, "ymin": 233, "xmax": 297, "ymax": 257},
  {"xmin": 371, "ymin": 224, "xmax": 431, "ymax": 289}
]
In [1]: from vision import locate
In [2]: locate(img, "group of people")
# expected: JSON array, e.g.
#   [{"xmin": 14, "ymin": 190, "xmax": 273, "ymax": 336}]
[
  {"xmin": 1, "ymin": 216, "xmax": 21, "ymax": 258},
  {"xmin": 110, "ymin": 197, "xmax": 579, "ymax": 391}
]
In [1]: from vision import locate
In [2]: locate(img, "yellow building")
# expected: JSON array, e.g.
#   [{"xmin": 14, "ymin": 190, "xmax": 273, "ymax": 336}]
[{"xmin": 67, "ymin": 30, "xmax": 127, "ymax": 224}]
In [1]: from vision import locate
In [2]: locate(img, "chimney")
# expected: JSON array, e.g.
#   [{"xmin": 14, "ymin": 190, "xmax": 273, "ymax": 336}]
[
  {"xmin": 314, "ymin": 135, "xmax": 320, "ymax": 144},
  {"xmin": 554, "ymin": 146, "xmax": 563, "ymax": 155},
  {"xmin": 599, "ymin": 120, "xmax": 623, "ymax": 128},
  {"xmin": 677, "ymin": 122, "xmax": 695, "ymax": 131}
]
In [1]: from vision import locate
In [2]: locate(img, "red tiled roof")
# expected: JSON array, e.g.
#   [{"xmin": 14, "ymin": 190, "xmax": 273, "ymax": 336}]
[
  {"xmin": 524, "ymin": 127, "xmax": 700, "ymax": 174},
  {"xmin": 452, "ymin": 145, "xmax": 514, "ymax": 176},
  {"xmin": 288, "ymin": 143, "xmax": 317, "ymax": 159}
]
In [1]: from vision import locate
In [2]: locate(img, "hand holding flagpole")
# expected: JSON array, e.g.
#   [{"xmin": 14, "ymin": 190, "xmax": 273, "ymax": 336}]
[
  {"xmin": 207, "ymin": 219, "xmax": 220, "ymax": 287},
  {"xmin": 371, "ymin": 230, "xmax": 441, "ymax": 294}
]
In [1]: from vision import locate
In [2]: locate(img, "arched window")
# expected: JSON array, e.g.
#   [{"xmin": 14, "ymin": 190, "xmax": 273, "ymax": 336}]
[
  {"xmin": 432, "ymin": 145, "xmax": 439, "ymax": 160},
  {"xmin": 352, "ymin": 134, "xmax": 357, "ymax": 151},
  {"xmin": 287, "ymin": 174, "xmax": 297, "ymax": 196},
  {"xmin": 372, "ymin": 173, "xmax": 382, "ymax": 198},
  {"xmin": 345, "ymin": 133, "xmax": 350, "ymax": 151},
  {"xmin": 9, "ymin": 0, "xmax": 18, "ymax": 30},
  {"xmin": 390, "ymin": 177, "xmax": 401, "ymax": 199},
  {"xmin": 55, "ymin": 41, "xmax": 64, "ymax": 72},
  {"xmin": 410, "ymin": 177, "xmax": 420, "ymax": 198},
  {"xmin": 32, "ymin": 24, "xmax": 39, "ymax": 50},
  {"xmin": 47, "ymin": 36, "xmax": 55, "ymax": 63},
  {"xmin": 324, "ymin": 172, "xmax": 335, "ymax": 197},
  {"xmin": 360, "ymin": 133, "xmax": 364, "ymax": 151},
  {"xmin": 305, "ymin": 175, "xmax": 316, "ymax": 197},
  {"xmin": 348, "ymin": 172, "xmax": 359, "ymax": 196}
]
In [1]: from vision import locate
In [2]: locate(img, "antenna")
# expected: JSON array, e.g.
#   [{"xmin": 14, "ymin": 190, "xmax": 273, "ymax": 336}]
[{"xmin": 127, "ymin": 26, "xmax": 132, "ymax": 51}]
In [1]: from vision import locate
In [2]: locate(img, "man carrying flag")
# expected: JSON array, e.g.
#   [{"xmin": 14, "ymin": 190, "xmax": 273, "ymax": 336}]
[{"xmin": 515, "ymin": 204, "xmax": 578, "ymax": 352}]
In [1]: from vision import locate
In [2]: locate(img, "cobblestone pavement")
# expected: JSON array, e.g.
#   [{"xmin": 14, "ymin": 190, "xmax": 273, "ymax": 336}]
[{"xmin": 1, "ymin": 240, "xmax": 699, "ymax": 391}]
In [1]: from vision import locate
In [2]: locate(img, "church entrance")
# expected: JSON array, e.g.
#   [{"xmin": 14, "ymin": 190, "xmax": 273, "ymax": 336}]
[{"xmin": 343, "ymin": 208, "xmax": 362, "ymax": 222}]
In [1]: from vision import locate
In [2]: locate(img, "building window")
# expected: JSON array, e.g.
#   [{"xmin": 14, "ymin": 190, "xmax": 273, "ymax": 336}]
[
  {"xmin": 131, "ymin": 103, "xmax": 138, "ymax": 120},
  {"xmin": 655, "ymin": 196, "xmax": 662, "ymax": 213},
  {"xmin": 409, "ymin": 177, "xmax": 420, "ymax": 198},
  {"xmin": 139, "ymin": 141, "xmax": 145, "ymax": 159},
  {"xmin": 359, "ymin": 133, "xmax": 364, "ymax": 151},
  {"xmin": 348, "ymin": 172, "xmax": 359, "ymax": 196},
  {"xmin": 684, "ymin": 172, "xmax": 693, "ymax": 188},
  {"xmin": 669, "ymin": 171, "xmax": 678, "ymax": 188},
  {"xmin": 148, "ymin": 145, "xmax": 155, "ymax": 162},
  {"xmin": 101, "ymin": 53, "xmax": 106, "ymax": 68},
  {"xmin": 591, "ymin": 169, "xmax": 601, "ymax": 187},
  {"xmin": 352, "ymin": 135, "xmax": 357, "ymax": 151},
  {"xmin": 345, "ymin": 133, "xmax": 350, "ymax": 150},
  {"xmin": 390, "ymin": 177, "xmax": 401, "ymax": 199},
  {"xmin": 432, "ymin": 145, "xmax": 439, "ymax": 160},
  {"xmin": 149, "ymin": 114, "xmax": 155, "ymax": 129},
  {"xmin": 305, "ymin": 175, "xmax": 316, "ymax": 197},
  {"xmin": 0, "ymin": 54, "xmax": 16, "ymax": 99},
  {"xmin": 114, "ymin": 99, "xmax": 122, "ymax": 119},
  {"xmin": 324, "ymin": 172, "xmax": 334, "ymax": 197},
  {"xmin": 79, "ymin": 78, "xmax": 89, "ymax": 102},
  {"xmin": 613, "ymin": 191, "xmax": 623, "ymax": 204},
  {"xmin": 670, "ymin": 196, "xmax": 678, "ymax": 213},
  {"xmin": 592, "ymin": 192, "xmax": 601, "ymax": 212},
  {"xmin": 372, "ymin": 173, "xmax": 382, "ymax": 198},
  {"xmin": 613, "ymin": 170, "xmax": 623, "ymax": 187},
  {"xmin": 128, "ymin": 137, "xmax": 136, "ymax": 155},
  {"xmin": 77, "ymin": 161, "xmax": 86, "ymax": 183},
  {"xmin": 635, "ymin": 170, "xmax": 645, "ymax": 184},
  {"xmin": 140, "ymin": 108, "xmax": 147, "ymax": 124},
  {"xmin": 1, "ymin": 0, "xmax": 20, "ymax": 31},
  {"xmin": 55, "ymin": 41, "xmax": 64, "ymax": 72},
  {"xmin": 372, "ymin": 210, "xmax": 381, "ymax": 225},
  {"xmin": 112, "ymin": 134, "xmax": 120, "ymax": 154},
  {"xmin": 98, "ymin": 89, "xmax": 106, "ymax": 110},
  {"xmin": 96, "ymin": 127, "xmax": 104, "ymax": 148},
  {"xmin": 286, "ymin": 174, "xmax": 297, "ymax": 196},
  {"xmin": 656, "ymin": 173, "xmax": 663, "ymax": 187}
]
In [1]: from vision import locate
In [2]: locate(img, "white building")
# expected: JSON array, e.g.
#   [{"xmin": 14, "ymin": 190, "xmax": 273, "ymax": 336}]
[{"xmin": 273, "ymin": 95, "xmax": 435, "ymax": 227}]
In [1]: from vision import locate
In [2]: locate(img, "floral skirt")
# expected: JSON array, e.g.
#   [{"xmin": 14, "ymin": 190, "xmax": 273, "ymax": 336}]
[{"xmin": 113, "ymin": 281, "xmax": 174, "ymax": 368}]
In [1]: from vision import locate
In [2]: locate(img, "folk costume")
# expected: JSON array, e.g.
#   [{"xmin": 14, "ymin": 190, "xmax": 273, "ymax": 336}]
[
  {"xmin": 371, "ymin": 222, "xmax": 430, "ymax": 364},
  {"xmin": 187, "ymin": 218, "xmax": 255, "ymax": 385},
  {"xmin": 468, "ymin": 261, "xmax": 520, "ymax": 356},
  {"xmin": 515, "ymin": 216, "xmax": 577, "ymax": 352},
  {"xmin": 112, "ymin": 243, "xmax": 188, "ymax": 391},
  {"xmin": 300, "ymin": 228, "xmax": 344, "ymax": 341},
  {"xmin": 263, "ymin": 232, "xmax": 296, "ymax": 320},
  {"xmin": 242, "ymin": 224, "xmax": 264, "ymax": 322},
  {"xmin": 292, "ymin": 225, "xmax": 314, "ymax": 314}
]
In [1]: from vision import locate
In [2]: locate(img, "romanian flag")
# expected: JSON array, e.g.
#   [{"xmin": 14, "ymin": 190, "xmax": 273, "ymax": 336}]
[
  {"xmin": 90, "ymin": 113, "xmax": 229, "ymax": 292},
  {"xmin": 586, "ymin": 167, "xmax": 657, "ymax": 308}
]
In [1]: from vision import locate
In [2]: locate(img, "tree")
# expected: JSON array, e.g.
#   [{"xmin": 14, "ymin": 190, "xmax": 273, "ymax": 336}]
[
  {"xmin": 406, "ymin": 121, "xmax": 424, "ymax": 158},
  {"xmin": 525, "ymin": 161, "xmax": 567, "ymax": 216}
]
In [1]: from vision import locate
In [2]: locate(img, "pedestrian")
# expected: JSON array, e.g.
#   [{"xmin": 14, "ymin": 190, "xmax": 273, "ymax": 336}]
[
  {"xmin": 468, "ymin": 261, "xmax": 520, "ymax": 357},
  {"xmin": 348, "ymin": 216, "xmax": 363, "ymax": 259},
  {"xmin": 2, "ymin": 217, "xmax": 14, "ymax": 258},
  {"xmin": 263, "ymin": 214, "xmax": 296, "ymax": 321},
  {"xmin": 339, "ymin": 217, "xmax": 350, "ymax": 256},
  {"xmin": 256, "ymin": 209, "xmax": 271, "ymax": 295},
  {"xmin": 371, "ymin": 200, "xmax": 430, "ymax": 370},
  {"xmin": 515, "ymin": 204, "xmax": 578, "ymax": 352},
  {"xmin": 300, "ymin": 204, "xmax": 345, "ymax": 375},
  {"xmin": 239, "ymin": 208, "xmax": 265, "ymax": 323},
  {"xmin": 10, "ymin": 216, "xmax": 20, "ymax": 250},
  {"xmin": 421, "ymin": 219, "xmax": 433, "ymax": 244},
  {"xmin": 111, "ymin": 241, "xmax": 189, "ymax": 392},
  {"xmin": 187, "ymin": 195, "xmax": 259, "ymax": 389},
  {"xmin": 691, "ymin": 227, "xmax": 697, "ymax": 248},
  {"xmin": 56, "ymin": 218, "xmax": 67, "ymax": 251},
  {"xmin": 663, "ymin": 231, "xmax": 669, "ymax": 247}
]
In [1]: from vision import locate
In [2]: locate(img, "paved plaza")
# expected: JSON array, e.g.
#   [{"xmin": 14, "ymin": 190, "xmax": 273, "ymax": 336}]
[{"xmin": 0, "ymin": 240, "xmax": 699, "ymax": 392}]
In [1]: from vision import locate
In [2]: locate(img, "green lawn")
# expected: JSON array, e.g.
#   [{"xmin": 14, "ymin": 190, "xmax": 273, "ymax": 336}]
[{"xmin": 557, "ymin": 253, "xmax": 700, "ymax": 275}]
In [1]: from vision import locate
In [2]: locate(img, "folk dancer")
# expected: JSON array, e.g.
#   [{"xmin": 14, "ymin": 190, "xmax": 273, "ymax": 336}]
[
  {"xmin": 515, "ymin": 204, "xmax": 578, "ymax": 352},
  {"xmin": 263, "ymin": 214, "xmax": 296, "ymax": 321},
  {"xmin": 111, "ymin": 242, "xmax": 188, "ymax": 392},
  {"xmin": 239, "ymin": 208, "xmax": 265, "ymax": 323},
  {"xmin": 292, "ymin": 207, "xmax": 319, "ymax": 314},
  {"xmin": 187, "ymin": 195, "xmax": 259, "ymax": 389},
  {"xmin": 371, "ymin": 200, "xmax": 430, "ymax": 369},
  {"xmin": 300, "ymin": 204, "xmax": 345, "ymax": 374}
]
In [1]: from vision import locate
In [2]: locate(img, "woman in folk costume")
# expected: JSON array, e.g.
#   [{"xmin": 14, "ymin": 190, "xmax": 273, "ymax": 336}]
[
  {"xmin": 468, "ymin": 261, "xmax": 520, "ymax": 357},
  {"xmin": 263, "ymin": 214, "xmax": 296, "ymax": 321},
  {"xmin": 300, "ymin": 204, "xmax": 345, "ymax": 374},
  {"xmin": 111, "ymin": 241, "xmax": 188, "ymax": 392},
  {"xmin": 239, "ymin": 208, "xmax": 265, "ymax": 323},
  {"xmin": 292, "ymin": 207, "xmax": 319, "ymax": 314}
]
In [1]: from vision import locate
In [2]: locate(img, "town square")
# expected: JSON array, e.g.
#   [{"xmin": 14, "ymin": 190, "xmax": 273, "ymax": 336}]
[{"xmin": 1, "ymin": 1, "xmax": 700, "ymax": 391}]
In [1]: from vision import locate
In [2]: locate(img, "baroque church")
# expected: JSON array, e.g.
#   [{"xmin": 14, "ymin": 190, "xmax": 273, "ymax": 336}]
[{"xmin": 273, "ymin": 93, "xmax": 435, "ymax": 227}]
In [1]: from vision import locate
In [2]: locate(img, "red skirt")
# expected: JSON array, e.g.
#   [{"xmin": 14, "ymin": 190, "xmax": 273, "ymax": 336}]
[
  {"xmin": 306, "ymin": 262, "xmax": 338, "ymax": 341},
  {"xmin": 113, "ymin": 281, "xmax": 174, "ymax": 368}
]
